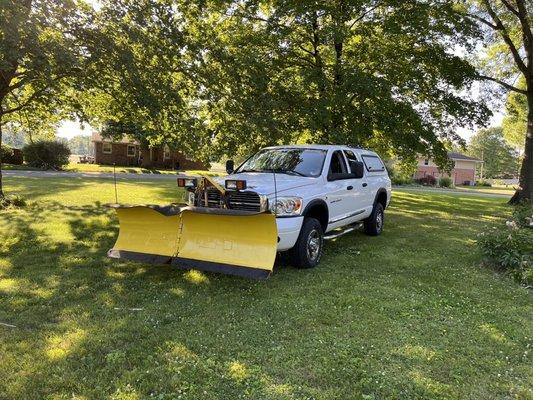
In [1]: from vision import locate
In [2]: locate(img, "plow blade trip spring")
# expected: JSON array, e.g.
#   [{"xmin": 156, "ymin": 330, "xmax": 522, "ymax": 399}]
[{"xmin": 108, "ymin": 205, "xmax": 278, "ymax": 279}]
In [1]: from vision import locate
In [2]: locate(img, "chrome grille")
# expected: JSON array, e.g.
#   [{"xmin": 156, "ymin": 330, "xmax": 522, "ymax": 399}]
[{"xmin": 227, "ymin": 191, "xmax": 261, "ymax": 212}]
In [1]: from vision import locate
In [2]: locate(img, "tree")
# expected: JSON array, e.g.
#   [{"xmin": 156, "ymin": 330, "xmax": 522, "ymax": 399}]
[
  {"xmin": 0, "ymin": 0, "xmax": 85, "ymax": 197},
  {"xmin": 191, "ymin": 0, "xmax": 489, "ymax": 164},
  {"xmin": 465, "ymin": 0, "xmax": 533, "ymax": 203},
  {"xmin": 66, "ymin": 135, "xmax": 93, "ymax": 156},
  {"xmin": 468, "ymin": 127, "xmax": 520, "ymax": 178},
  {"xmin": 79, "ymin": 0, "xmax": 489, "ymax": 167},
  {"xmin": 502, "ymin": 78, "xmax": 528, "ymax": 151}
]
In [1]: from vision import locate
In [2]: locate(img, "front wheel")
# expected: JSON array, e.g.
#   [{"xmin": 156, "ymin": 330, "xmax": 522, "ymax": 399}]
[
  {"xmin": 289, "ymin": 217, "xmax": 324, "ymax": 269},
  {"xmin": 364, "ymin": 203, "xmax": 384, "ymax": 236}
]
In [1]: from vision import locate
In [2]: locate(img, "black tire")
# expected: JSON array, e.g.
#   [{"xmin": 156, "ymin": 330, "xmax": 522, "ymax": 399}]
[
  {"xmin": 289, "ymin": 217, "xmax": 324, "ymax": 269},
  {"xmin": 364, "ymin": 202, "xmax": 384, "ymax": 236}
]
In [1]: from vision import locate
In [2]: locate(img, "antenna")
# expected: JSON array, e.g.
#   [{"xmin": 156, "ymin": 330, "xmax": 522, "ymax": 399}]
[{"xmin": 113, "ymin": 163, "xmax": 118, "ymax": 203}]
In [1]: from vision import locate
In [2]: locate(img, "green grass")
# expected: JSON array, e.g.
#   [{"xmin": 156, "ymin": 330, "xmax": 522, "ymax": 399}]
[
  {"xmin": 454, "ymin": 185, "xmax": 516, "ymax": 196},
  {"xmin": 2, "ymin": 163, "xmax": 221, "ymax": 176},
  {"xmin": 0, "ymin": 177, "xmax": 531, "ymax": 399}
]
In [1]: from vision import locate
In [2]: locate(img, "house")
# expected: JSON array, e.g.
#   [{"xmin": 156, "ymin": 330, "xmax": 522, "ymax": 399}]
[
  {"xmin": 415, "ymin": 152, "xmax": 482, "ymax": 185},
  {"xmin": 92, "ymin": 132, "xmax": 207, "ymax": 170}
]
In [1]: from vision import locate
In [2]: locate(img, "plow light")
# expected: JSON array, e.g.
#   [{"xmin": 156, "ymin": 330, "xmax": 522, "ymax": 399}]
[
  {"xmin": 177, "ymin": 177, "xmax": 197, "ymax": 188},
  {"xmin": 225, "ymin": 179, "xmax": 247, "ymax": 190}
]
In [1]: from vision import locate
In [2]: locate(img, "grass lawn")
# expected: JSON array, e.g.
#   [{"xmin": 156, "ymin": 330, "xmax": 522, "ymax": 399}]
[
  {"xmin": 0, "ymin": 177, "xmax": 531, "ymax": 399},
  {"xmin": 3, "ymin": 163, "xmax": 221, "ymax": 176},
  {"xmin": 454, "ymin": 185, "xmax": 517, "ymax": 196}
]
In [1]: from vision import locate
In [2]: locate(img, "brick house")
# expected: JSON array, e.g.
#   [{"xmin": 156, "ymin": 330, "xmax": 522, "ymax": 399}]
[
  {"xmin": 415, "ymin": 152, "xmax": 482, "ymax": 185},
  {"xmin": 92, "ymin": 132, "xmax": 208, "ymax": 170}
]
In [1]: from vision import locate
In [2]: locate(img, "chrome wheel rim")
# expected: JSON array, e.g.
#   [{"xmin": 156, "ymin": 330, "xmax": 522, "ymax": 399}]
[
  {"xmin": 307, "ymin": 229, "xmax": 321, "ymax": 261},
  {"xmin": 376, "ymin": 211, "xmax": 383, "ymax": 231}
]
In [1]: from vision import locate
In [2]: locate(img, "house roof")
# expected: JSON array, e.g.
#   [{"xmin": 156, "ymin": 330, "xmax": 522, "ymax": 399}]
[
  {"xmin": 91, "ymin": 132, "xmax": 139, "ymax": 145},
  {"xmin": 448, "ymin": 152, "xmax": 482, "ymax": 162}
]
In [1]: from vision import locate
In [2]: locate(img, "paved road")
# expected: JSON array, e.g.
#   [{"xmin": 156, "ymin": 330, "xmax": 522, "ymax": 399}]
[
  {"xmin": 4, "ymin": 170, "xmax": 512, "ymax": 198},
  {"xmin": 3, "ymin": 170, "xmax": 179, "ymax": 180}
]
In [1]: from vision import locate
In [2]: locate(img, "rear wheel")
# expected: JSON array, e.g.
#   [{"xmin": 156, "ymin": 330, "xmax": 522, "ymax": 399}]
[
  {"xmin": 364, "ymin": 202, "xmax": 384, "ymax": 236},
  {"xmin": 289, "ymin": 217, "xmax": 324, "ymax": 269}
]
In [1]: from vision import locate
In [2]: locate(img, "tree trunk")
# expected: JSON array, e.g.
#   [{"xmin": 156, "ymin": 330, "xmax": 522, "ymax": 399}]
[
  {"xmin": 509, "ymin": 92, "xmax": 533, "ymax": 204},
  {"xmin": 0, "ymin": 113, "xmax": 4, "ymax": 199}
]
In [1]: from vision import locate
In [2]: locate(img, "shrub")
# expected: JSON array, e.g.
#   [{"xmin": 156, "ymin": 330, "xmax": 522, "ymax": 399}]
[
  {"xmin": 415, "ymin": 175, "xmax": 436, "ymax": 186},
  {"xmin": 23, "ymin": 141, "xmax": 70, "ymax": 169},
  {"xmin": 1, "ymin": 145, "xmax": 11, "ymax": 162},
  {"xmin": 438, "ymin": 176, "xmax": 452, "ymax": 188},
  {"xmin": 477, "ymin": 202, "xmax": 533, "ymax": 285},
  {"xmin": 391, "ymin": 175, "xmax": 414, "ymax": 185},
  {"xmin": 475, "ymin": 180, "xmax": 492, "ymax": 187}
]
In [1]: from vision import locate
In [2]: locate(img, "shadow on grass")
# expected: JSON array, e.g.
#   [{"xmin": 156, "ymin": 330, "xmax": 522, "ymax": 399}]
[{"xmin": 0, "ymin": 193, "xmax": 530, "ymax": 399}]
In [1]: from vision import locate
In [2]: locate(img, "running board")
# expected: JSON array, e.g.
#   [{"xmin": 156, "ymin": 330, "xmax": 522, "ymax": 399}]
[{"xmin": 324, "ymin": 222, "xmax": 363, "ymax": 240}]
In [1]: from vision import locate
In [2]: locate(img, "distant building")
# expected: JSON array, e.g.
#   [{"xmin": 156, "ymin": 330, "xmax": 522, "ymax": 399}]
[
  {"xmin": 92, "ymin": 132, "xmax": 208, "ymax": 170},
  {"xmin": 415, "ymin": 152, "xmax": 483, "ymax": 185}
]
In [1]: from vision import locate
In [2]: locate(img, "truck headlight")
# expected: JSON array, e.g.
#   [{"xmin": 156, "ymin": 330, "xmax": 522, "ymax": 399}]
[{"xmin": 270, "ymin": 196, "xmax": 303, "ymax": 216}]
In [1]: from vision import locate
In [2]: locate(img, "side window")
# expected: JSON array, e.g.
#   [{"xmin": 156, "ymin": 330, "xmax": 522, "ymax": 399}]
[
  {"xmin": 343, "ymin": 150, "xmax": 358, "ymax": 172},
  {"xmin": 329, "ymin": 150, "xmax": 348, "ymax": 176},
  {"xmin": 361, "ymin": 155, "xmax": 385, "ymax": 172}
]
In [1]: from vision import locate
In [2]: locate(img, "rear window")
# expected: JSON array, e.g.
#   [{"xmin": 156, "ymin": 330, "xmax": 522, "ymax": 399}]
[{"xmin": 361, "ymin": 155, "xmax": 385, "ymax": 172}]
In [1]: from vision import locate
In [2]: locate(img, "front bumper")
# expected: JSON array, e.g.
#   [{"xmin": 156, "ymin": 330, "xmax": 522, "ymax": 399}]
[{"xmin": 276, "ymin": 216, "xmax": 304, "ymax": 251}]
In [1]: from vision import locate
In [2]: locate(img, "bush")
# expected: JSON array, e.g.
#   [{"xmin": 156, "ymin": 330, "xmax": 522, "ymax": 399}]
[
  {"xmin": 391, "ymin": 175, "xmax": 414, "ymax": 185},
  {"xmin": 23, "ymin": 141, "xmax": 70, "ymax": 169},
  {"xmin": 475, "ymin": 180, "xmax": 492, "ymax": 187},
  {"xmin": 438, "ymin": 176, "xmax": 452, "ymax": 188},
  {"xmin": 477, "ymin": 202, "xmax": 533, "ymax": 285},
  {"xmin": 415, "ymin": 175, "xmax": 436, "ymax": 186}
]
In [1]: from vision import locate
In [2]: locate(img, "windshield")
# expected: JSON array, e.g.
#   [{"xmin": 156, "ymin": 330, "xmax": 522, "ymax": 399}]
[{"xmin": 235, "ymin": 148, "xmax": 327, "ymax": 177}]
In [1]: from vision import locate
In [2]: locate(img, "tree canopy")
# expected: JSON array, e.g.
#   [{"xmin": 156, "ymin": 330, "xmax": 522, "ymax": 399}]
[{"xmin": 76, "ymin": 0, "xmax": 490, "ymax": 167}]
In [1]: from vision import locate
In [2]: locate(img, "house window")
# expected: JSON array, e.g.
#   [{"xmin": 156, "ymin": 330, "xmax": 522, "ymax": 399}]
[
  {"xmin": 102, "ymin": 142, "xmax": 112, "ymax": 154},
  {"xmin": 127, "ymin": 145, "xmax": 136, "ymax": 157},
  {"xmin": 163, "ymin": 145, "xmax": 171, "ymax": 160},
  {"xmin": 424, "ymin": 159, "xmax": 429, "ymax": 166}
]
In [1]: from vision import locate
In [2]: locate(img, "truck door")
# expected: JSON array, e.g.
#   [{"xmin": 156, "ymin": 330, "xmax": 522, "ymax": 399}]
[
  {"xmin": 324, "ymin": 150, "xmax": 357, "ymax": 230},
  {"xmin": 343, "ymin": 149, "xmax": 372, "ymax": 220}
]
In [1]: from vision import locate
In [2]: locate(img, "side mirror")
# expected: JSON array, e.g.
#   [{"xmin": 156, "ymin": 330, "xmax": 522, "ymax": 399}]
[
  {"xmin": 225, "ymin": 159, "xmax": 235, "ymax": 174},
  {"xmin": 350, "ymin": 160, "xmax": 364, "ymax": 179}
]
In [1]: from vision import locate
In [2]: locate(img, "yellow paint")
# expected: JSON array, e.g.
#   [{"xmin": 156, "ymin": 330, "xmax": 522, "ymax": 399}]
[
  {"xmin": 113, "ymin": 207, "xmax": 181, "ymax": 257},
  {"xmin": 178, "ymin": 210, "xmax": 277, "ymax": 271},
  {"xmin": 110, "ymin": 206, "xmax": 278, "ymax": 274}
]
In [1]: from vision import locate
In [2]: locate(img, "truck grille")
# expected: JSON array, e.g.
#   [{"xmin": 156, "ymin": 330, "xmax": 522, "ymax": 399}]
[
  {"xmin": 206, "ymin": 188, "xmax": 223, "ymax": 208},
  {"xmin": 227, "ymin": 191, "xmax": 262, "ymax": 212}
]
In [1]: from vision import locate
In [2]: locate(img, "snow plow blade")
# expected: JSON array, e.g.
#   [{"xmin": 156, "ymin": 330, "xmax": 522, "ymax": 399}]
[{"xmin": 107, "ymin": 205, "xmax": 278, "ymax": 279}]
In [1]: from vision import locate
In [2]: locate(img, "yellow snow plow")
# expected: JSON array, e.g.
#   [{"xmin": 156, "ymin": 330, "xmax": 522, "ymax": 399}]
[{"xmin": 107, "ymin": 176, "xmax": 278, "ymax": 279}]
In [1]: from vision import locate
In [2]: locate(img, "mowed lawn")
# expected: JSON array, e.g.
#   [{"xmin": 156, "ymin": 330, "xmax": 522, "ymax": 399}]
[{"xmin": 0, "ymin": 177, "xmax": 531, "ymax": 400}]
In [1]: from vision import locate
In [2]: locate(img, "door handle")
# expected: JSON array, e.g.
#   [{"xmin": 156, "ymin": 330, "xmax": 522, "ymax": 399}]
[
  {"xmin": 347, "ymin": 185, "xmax": 353, "ymax": 190},
  {"xmin": 362, "ymin": 183, "xmax": 368, "ymax": 187}
]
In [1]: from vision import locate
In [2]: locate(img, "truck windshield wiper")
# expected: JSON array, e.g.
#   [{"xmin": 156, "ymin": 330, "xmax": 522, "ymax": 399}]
[
  {"xmin": 238, "ymin": 169, "xmax": 265, "ymax": 173},
  {"xmin": 273, "ymin": 169, "xmax": 306, "ymax": 177}
]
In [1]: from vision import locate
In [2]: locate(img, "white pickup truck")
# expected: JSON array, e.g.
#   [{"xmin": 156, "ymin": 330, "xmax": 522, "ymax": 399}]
[{"xmin": 188, "ymin": 145, "xmax": 391, "ymax": 269}]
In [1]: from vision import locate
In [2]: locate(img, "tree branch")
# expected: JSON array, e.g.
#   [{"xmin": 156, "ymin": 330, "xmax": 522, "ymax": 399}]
[
  {"xmin": 466, "ymin": 13, "xmax": 498, "ymax": 30},
  {"xmin": 514, "ymin": 0, "xmax": 533, "ymax": 49},
  {"xmin": 499, "ymin": 0, "xmax": 520, "ymax": 17},
  {"xmin": 481, "ymin": 0, "xmax": 528, "ymax": 75},
  {"xmin": 348, "ymin": 1, "xmax": 382, "ymax": 30},
  {"xmin": 477, "ymin": 74, "xmax": 528, "ymax": 94}
]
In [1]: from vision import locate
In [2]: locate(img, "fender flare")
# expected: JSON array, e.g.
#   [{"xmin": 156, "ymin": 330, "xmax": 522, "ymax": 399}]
[
  {"xmin": 373, "ymin": 188, "xmax": 389, "ymax": 209},
  {"xmin": 302, "ymin": 199, "xmax": 329, "ymax": 231}
]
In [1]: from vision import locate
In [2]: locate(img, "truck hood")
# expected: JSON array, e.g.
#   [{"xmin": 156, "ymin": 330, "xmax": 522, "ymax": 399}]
[{"xmin": 215, "ymin": 172, "xmax": 318, "ymax": 196}]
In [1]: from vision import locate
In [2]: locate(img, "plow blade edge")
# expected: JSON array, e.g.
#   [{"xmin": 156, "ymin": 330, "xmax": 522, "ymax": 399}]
[{"xmin": 108, "ymin": 206, "xmax": 278, "ymax": 279}]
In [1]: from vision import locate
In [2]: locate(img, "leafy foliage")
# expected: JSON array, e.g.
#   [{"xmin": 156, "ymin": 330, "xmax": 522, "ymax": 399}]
[
  {"xmin": 415, "ymin": 175, "xmax": 437, "ymax": 186},
  {"xmin": 468, "ymin": 127, "xmax": 520, "ymax": 179},
  {"xmin": 477, "ymin": 202, "xmax": 533, "ymax": 285},
  {"xmin": 438, "ymin": 176, "xmax": 452, "ymax": 188},
  {"xmin": 76, "ymin": 0, "xmax": 490, "ymax": 165},
  {"xmin": 22, "ymin": 140, "xmax": 70, "ymax": 169}
]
